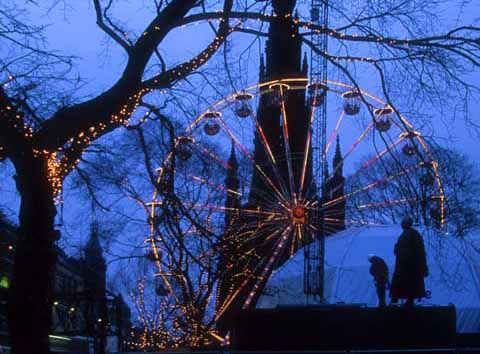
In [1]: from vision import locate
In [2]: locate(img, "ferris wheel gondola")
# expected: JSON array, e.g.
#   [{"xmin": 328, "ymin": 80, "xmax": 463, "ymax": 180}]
[
  {"xmin": 175, "ymin": 136, "xmax": 194, "ymax": 161},
  {"xmin": 342, "ymin": 90, "xmax": 361, "ymax": 115},
  {"xmin": 307, "ymin": 82, "xmax": 327, "ymax": 107},
  {"xmin": 373, "ymin": 107, "xmax": 393, "ymax": 132},
  {"xmin": 268, "ymin": 82, "xmax": 290, "ymax": 108},
  {"xmin": 234, "ymin": 92, "xmax": 254, "ymax": 118},
  {"xmin": 203, "ymin": 111, "xmax": 222, "ymax": 136}
]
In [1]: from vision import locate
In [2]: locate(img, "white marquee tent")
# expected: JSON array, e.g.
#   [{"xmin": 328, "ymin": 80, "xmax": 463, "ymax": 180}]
[{"xmin": 258, "ymin": 225, "xmax": 480, "ymax": 332}]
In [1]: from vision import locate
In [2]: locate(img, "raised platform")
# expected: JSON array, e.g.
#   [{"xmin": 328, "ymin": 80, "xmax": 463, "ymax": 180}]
[{"xmin": 230, "ymin": 305, "xmax": 457, "ymax": 351}]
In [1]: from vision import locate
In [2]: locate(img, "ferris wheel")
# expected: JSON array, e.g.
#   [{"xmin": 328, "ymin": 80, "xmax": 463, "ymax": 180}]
[{"xmin": 143, "ymin": 77, "xmax": 445, "ymax": 339}]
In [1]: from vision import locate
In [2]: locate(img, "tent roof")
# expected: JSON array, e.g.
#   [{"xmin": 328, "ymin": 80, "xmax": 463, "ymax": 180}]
[{"xmin": 258, "ymin": 225, "xmax": 480, "ymax": 332}]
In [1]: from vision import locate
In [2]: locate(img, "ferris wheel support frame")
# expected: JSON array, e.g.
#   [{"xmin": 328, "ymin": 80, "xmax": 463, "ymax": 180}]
[{"xmin": 304, "ymin": 0, "xmax": 329, "ymax": 301}]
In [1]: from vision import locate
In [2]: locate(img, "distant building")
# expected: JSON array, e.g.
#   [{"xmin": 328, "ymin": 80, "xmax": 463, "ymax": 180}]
[
  {"xmin": 107, "ymin": 293, "xmax": 131, "ymax": 352},
  {"xmin": 324, "ymin": 135, "xmax": 346, "ymax": 232},
  {"xmin": 0, "ymin": 213, "xmax": 15, "ymax": 349},
  {"xmin": 0, "ymin": 215, "xmax": 131, "ymax": 353}
]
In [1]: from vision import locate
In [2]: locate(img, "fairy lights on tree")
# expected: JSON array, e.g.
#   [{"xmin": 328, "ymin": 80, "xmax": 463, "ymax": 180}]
[{"xmin": 1, "ymin": 1, "xmax": 479, "ymax": 352}]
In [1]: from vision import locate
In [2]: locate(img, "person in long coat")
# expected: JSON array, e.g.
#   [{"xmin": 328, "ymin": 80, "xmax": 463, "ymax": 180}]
[{"xmin": 390, "ymin": 216, "xmax": 429, "ymax": 306}]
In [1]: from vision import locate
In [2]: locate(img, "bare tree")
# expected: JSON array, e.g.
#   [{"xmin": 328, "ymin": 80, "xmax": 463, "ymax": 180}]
[
  {"xmin": 70, "ymin": 106, "xmax": 258, "ymax": 348},
  {"xmin": 1, "ymin": 0, "xmax": 479, "ymax": 352},
  {"xmin": 347, "ymin": 145, "xmax": 480, "ymax": 237},
  {"xmin": 0, "ymin": 1, "xmax": 236, "ymax": 352}
]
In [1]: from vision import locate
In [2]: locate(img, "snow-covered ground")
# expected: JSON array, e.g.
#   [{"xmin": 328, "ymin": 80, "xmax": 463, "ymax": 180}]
[{"xmin": 258, "ymin": 225, "xmax": 480, "ymax": 332}]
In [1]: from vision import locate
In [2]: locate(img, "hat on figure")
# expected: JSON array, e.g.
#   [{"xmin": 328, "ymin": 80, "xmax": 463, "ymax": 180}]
[{"xmin": 401, "ymin": 216, "xmax": 413, "ymax": 229}]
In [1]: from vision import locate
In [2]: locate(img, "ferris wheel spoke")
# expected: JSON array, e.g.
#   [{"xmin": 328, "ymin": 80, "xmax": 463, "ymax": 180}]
[
  {"xmin": 305, "ymin": 222, "xmax": 339, "ymax": 238},
  {"xmin": 215, "ymin": 227, "xmax": 285, "ymax": 321},
  {"xmin": 301, "ymin": 111, "xmax": 346, "ymax": 202},
  {"xmin": 360, "ymin": 134, "xmax": 406, "ymax": 171},
  {"xmin": 322, "ymin": 217, "xmax": 346, "ymax": 224},
  {"xmin": 328, "ymin": 120, "xmax": 375, "ymax": 179},
  {"xmin": 324, "ymin": 217, "xmax": 384, "ymax": 227},
  {"xmin": 410, "ymin": 135, "xmax": 446, "ymax": 226},
  {"xmin": 299, "ymin": 101, "xmax": 319, "ymax": 199},
  {"xmin": 319, "ymin": 162, "xmax": 425, "ymax": 211},
  {"xmin": 279, "ymin": 85, "xmax": 296, "ymax": 200},
  {"xmin": 253, "ymin": 112, "xmax": 292, "ymax": 199},
  {"xmin": 349, "ymin": 197, "xmax": 419, "ymax": 211},
  {"xmin": 249, "ymin": 187, "xmax": 290, "ymax": 212},
  {"xmin": 215, "ymin": 115, "xmax": 289, "ymax": 205},
  {"xmin": 187, "ymin": 174, "xmax": 243, "ymax": 197},
  {"xmin": 322, "ymin": 133, "xmax": 409, "ymax": 203},
  {"xmin": 225, "ymin": 216, "xmax": 281, "ymax": 234},
  {"xmin": 215, "ymin": 274, "xmax": 250, "ymax": 322},
  {"xmin": 305, "ymin": 223, "xmax": 318, "ymax": 235},
  {"xmin": 244, "ymin": 225, "xmax": 293, "ymax": 309},
  {"xmin": 325, "ymin": 111, "xmax": 346, "ymax": 155},
  {"xmin": 414, "ymin": 136, "xmax": 445, "ymax": 220},
  {"xmin": 248, "ymin": 220, "xmax": 290, "ymax": 244},
  {"xmin": 348, "ymin": 219, "xmax": 392, "ymax": 227},
  {"xmin": 192, "ymin": 142, "xmax": 231, "ymax": 170},
  {"xmin": 291, "ymin": 225, "xmax": 305, "ymax": 257},
  {"xmin": 289, "ymin": 229, "xmax": 296, "ymax": 258},
  {"xmin": 305, "ymin": 215, "xmax": 366, "ymax": 236},
  {"xmin": 226, "ymin": 219, "xmax": 283, "ymax": 241},
  {"xmin": 296, "ymin": 223, "xmax": 305, "ymax": 243},
  {"xmin": 185, "ymin": 203, "xmax": 283, "ymax": 218},
  {"xmin": 236, "ymin": 181, "xmax": 290, "ymax": 212},
  {"xmin": 237, "ymin": 227, "xmax": 285, "ymax": 262}
]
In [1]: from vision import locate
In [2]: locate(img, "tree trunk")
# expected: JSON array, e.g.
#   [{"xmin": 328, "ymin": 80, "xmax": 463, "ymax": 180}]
[{"xmin": 8, "ymin": 155, "xmax": 57, "ymax": 354}]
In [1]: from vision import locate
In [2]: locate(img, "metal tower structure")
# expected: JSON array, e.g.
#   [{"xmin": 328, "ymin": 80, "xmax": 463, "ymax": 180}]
[{"xmin": 304, "ymin": 0, "xmax": 329, "ymax": 301}]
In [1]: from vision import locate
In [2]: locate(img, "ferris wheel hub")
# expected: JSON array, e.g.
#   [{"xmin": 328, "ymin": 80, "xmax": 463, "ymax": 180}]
[{"xmin": 291, "ymin": 204, "xmax": 307, "ymax": 225}]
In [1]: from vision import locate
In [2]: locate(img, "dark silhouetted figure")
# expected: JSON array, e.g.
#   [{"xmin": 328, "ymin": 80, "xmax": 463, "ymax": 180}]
[
  {"xmin": 390, "ymin": 216, "xmax": 429, "ymax": 307},
  {"xmin": 368, "ymin": 255, "xmax": 389, "ymax": 307}
]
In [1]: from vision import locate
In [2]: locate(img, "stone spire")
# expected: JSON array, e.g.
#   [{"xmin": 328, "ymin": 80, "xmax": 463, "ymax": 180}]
[
  {"xmin": 259, "ymin": 53, "xmax": 266, "ymax": 83},
  {"xmin": 333, "ymin": 134, "xmax": 343, "ymax": 177},
  {"xmin": 84, "ymin": 220, "xmax": 107, "ymax": 353},
  {"xmin": 225, "ymin": 142, "xmax": 241, "ymax": 228},
  {"xmin": 265, "ymin": 0, "xmax": 301, "ymax": 80},
  {"xmin": 84, "ymin": 220, "xmax": 106, "ymax": 295},
  {"xmin": 302, "ymin": 52, "xmax": 309, "ymax": 76},
  {"xmin": 328, "ymin": 134, "xmax": 346, "ymax": 231},
  {"xmin": 226, "ymin": 142, "xmax": 239, "ymax": 183},
  {"xmin": 85, "ymin": 221, "xmax": 103, "ymax": 263}
]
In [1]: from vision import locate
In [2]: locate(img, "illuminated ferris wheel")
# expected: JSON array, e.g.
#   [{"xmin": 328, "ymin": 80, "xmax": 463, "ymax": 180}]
[{"xmin": 143, "ymin": 77, "xmax": 445, "ymax": 337}]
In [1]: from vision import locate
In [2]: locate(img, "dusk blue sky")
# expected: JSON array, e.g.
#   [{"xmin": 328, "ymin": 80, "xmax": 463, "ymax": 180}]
[
  {"xmin": 1, "ymin": 0, "xmax": 479, "ymax": 298},
  {"xmin": 30, "ymin": 0, "xmax": 480, "ymax": 151}
]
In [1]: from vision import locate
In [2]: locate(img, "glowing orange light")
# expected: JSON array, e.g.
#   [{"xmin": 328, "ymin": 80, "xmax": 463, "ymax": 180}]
[{"xmin": 291, "ymin": 205, "xmax": 306, "ymax": 225}]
